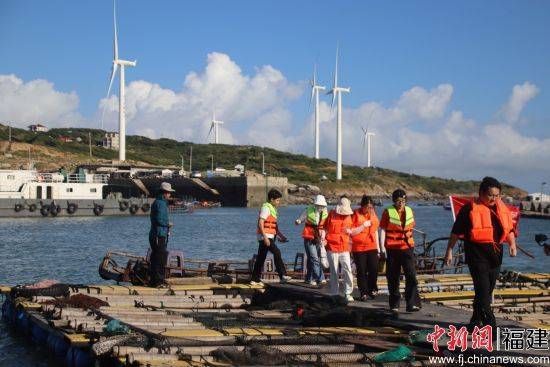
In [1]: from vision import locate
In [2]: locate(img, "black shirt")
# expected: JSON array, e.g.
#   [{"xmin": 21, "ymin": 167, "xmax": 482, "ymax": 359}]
[{"xmin": 451, "ymin": 202, "xmax": 504, "ymax": 267}]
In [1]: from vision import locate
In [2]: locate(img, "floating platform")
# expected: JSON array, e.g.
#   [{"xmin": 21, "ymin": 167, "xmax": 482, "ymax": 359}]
[{"xmin": 1, "ymin": 272, "xmax": 549, "ymax": 367}]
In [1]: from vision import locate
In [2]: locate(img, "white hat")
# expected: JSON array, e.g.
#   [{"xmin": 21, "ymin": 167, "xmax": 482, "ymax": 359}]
[
  {"xmin": 160, "ymin": 182, "xmax": 175, "ymax": 192},
  {"xmin": 313, "ymin": 194, "xmax": 327, "ymax": 207},
  {"xmin": 335, "ymin": 197, "xmax": 353, "ymax": 215}
]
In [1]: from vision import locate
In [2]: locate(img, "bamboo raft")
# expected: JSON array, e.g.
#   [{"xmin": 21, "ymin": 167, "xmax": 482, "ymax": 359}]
[{"xmin": 2, "ymin": 270, "xmax": 549, "ymax": 367}]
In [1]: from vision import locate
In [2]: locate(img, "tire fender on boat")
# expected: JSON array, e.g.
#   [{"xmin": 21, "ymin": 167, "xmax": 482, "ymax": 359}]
[
  {"xmin": 28, "ymin": 203, "xmax": 37, "ymax": 212},
  {"xmin": 49, "ymin": 204, "xmax": 60, "ymax": 217},
  {"xmin": 40, "ymin": 206, "xmax": 50, "ymax": 217},
  {"xmin": 119, "ymin": 200, "xmax": 129, "ymax": 211},
  {"xmin": 129, "ymin": 204, "xmax": 139, "ymax": 215},
  {"xmin": 67, "ymin": 203, "xmax": 78, "ymax": 215},
  {"xmin": 14, "ymin": 203, "xmax": 23, "ymax": 212},
  {"xmin": 93, "ymin": 204, "xmax": 104, "ymax": 216},
  {"xmin": 141, "ymin": 203, "xmax": 150, "ymax": 212}
]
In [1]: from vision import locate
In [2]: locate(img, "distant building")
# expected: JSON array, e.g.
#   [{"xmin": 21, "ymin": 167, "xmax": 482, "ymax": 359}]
[
  {"xmin": 102, "ymin": 132, "xmax": 119, "ymax": 150},
  {"xmin": 58, "ymin": 136, "xmax": 73, "ymax": 143},
  {"xmin": 28, "ymin": 124, "xmax": 48, "ymax": 132}
]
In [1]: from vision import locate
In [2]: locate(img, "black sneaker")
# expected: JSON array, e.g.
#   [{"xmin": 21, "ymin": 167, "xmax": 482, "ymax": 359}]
[{"xmin": 406, "ymin": 305, "xmax": 420, "ymax": 312}]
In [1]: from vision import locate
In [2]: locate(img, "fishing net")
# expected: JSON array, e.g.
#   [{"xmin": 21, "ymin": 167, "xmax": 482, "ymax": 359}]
[
  {"xmin": 373, "ymin": 344, "xmax": 414, "ymax": 363},
  {"xmin": 103, "ymin": 319, "xmax": 131, "ymax": 334},
  {"xmin": 10, "ymin": 283, "xmax": 70, "ymax": 298},
  {"xmin": 209, "ymin": 344, "xmax": 315, "ymax": 366},
  {"xmin": 40, "ymin": 293, "xmax": 109, "ymax": 309},
  {"xmin": 92, "ymin": 333, "xmax": 149, "ymax": 356}
]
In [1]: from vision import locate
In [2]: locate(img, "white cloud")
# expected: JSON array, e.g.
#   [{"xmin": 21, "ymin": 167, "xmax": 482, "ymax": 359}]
[
  {"xmin": 1, "ymin": 56, "xmax": 547, "ymax": 190},
  {"xmin": 99, "ymin": 52, "xmax": 303, "ymax": 145},
  {"xmin": 309, "ymin": 82, "xmax": 548, "ymax": 189},
  {"xmin": 498, "ymin": 81, "xmax": 539, "ymax": 124},
  {"xmin": 0, "ymin": 74, "xmax": 84, "ymax": 128}
]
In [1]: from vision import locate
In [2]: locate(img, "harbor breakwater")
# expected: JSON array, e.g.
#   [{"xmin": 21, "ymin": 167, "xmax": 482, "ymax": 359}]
[{"xmin": 110, "ymin": 175, "xmax": 288, "ymax": 207}]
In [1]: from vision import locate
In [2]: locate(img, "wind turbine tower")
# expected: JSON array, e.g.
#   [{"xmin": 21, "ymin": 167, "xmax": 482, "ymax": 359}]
[
  {"xmin": 208, "ymin": 111, "xmax": 224, "ymax": 144},
  {"xmin": 361, "ymin": 127, "xmax": 376, "ymax": 168},
  {"xmin": 103, "ymin": 1, "xmax": 136, "ymax": 162},
  {"xmin": 309, "ymin": 65, "xmax": 325, "ymax": 159},
  {"xmin": 327, "ymin": 45, "xmax": 350, "ymax": 180}
]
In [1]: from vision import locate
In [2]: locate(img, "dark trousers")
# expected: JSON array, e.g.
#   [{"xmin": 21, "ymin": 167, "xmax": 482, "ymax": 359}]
[
  {"xmin": 251, "ymin": 239, "xmax": 286, "ymax": 282},
  {"xmin": 386, "ymin": 248, "xmax": 421, "ymax": 309},
  {"xmin": 353, "ymin": 250, "xmax": 379, "ymax": 296},
  {"xmin": 149, "ymin": 235, "xmax": 168, "ymax": 286},
  {"xmin": 468, "ymin": 261, "xmax": 500, "ymax": 329}
]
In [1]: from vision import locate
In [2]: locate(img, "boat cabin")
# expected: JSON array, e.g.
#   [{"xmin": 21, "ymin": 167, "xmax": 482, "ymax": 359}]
[{"xmin": 0, "ymin": 170, "xmax": 107, "ymax": 200}]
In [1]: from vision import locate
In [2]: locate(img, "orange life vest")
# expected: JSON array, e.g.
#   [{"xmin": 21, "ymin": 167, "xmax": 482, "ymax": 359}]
[
  {"xmin": 383, "ymin": 205, "xmax": 415, "ymax": 250},
  {"xmin": 351, "ymin": 208, "xmax": 379, "ymax": 252},
  {"xmin": 302, "ymin": 205, "xmax": 328, "ymax": 240},
  {"xmin": 469, "ymin": 199, "xmax": 513, "ymax": 245},
  {"xmin": 325, "ymin": 210, "xmax": 353, "ymax": 253},
  {"xmin": 257, "ymin": 202, "xmax": 278, "ymax": 236}
]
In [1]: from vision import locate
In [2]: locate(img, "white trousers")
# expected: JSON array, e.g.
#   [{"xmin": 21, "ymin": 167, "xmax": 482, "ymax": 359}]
[{"xmin": 327, "ymin": 251, "xmax": 353, "ymax": 296}]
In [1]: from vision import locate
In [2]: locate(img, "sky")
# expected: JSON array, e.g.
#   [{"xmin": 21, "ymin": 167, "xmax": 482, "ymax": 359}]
[{"xmin": 0, "ymin": 0, "xmax": 549, "ymax": 192}]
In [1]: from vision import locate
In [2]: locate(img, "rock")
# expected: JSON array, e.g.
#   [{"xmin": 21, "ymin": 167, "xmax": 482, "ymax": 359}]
[
  {"xmin": 287, "ymin": 184, "xmax": 298, "ymax": 194},
  {"xmin": 304, "ymin": 185, "xmax": 321, "ymax": 194}
]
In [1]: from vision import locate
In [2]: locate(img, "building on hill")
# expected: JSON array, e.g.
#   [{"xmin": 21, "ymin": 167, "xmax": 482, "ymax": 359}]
[
  {"xmin": 102, "ymin": 132, "xmax": 119, "ymax": 150},
  {"xmin": 28, "ymin": 124, "xmax": 48, "ymax": 132},
  {"xmin": 58, "ymin": 136, "xmax": 73, "ymax": 143}
]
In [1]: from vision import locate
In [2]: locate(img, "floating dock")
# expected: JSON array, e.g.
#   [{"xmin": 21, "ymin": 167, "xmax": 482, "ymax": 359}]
[{"xmin": 1, "ymin": 272, "xmax": 549, "ymax": 367}]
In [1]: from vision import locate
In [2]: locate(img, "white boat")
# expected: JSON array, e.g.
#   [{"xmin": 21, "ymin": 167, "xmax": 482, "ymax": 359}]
[{"xmin": 0, "ymin": 169, "xmax": 153, "ymax": 218}]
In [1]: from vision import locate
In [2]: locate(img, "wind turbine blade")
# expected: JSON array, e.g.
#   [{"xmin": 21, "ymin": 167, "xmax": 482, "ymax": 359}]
[
  {"xmin": 365, "ymin": 109, "xmax": 375, "ymax": 132},
  {"xmin": 308, "ymin": 85, "xmax": 315, "ymax": 112},
  {"xmin": 113, "ymin": 0, "xmax": 118, "ymax": 60},
  {"xmin": 362, "ymin": 135, "xmax": 366, "ymax": 156},
  {"xmin": 100, "ymin": 63, "xmax": 119, "ymax": 129},
  {"xmin": 334, "ymin": 44, "xmax": 339, "ymax": 88},
  {"xmin": 207, "ymin": 123, "xmax": 214, "ymax": 140},
  {"xmin": 106, "ymin": 64, "xmax": 118, "ymax": 101}
]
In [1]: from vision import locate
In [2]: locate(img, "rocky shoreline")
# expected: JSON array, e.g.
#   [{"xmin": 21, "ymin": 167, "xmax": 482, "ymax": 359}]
[{"xmin": 286, "ymin": 183, "xmax": 449, "ymax": 206}]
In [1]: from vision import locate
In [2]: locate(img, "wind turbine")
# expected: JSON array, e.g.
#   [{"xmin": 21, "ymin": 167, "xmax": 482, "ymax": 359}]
[
  {"xmin": 102, "ymin": 0, "xmax": 136, "ymax": 162},
  {"xmin": 361, "ymin": 127, "xmax": 375, "ymax": 168},
  {"xmin": 309, "ymin": 64, "xmax": 325, "ymax": 159},
  {"xmin": 326, "ymin": 45, "xmax": 350, "ymax": 180},
  {"xmin": 207, "ymin": 110, "xmax": 224, "ymax": 144},
  {"xmin": 361, "ymin": 110, "xmax": 375, "ymax": 168}
]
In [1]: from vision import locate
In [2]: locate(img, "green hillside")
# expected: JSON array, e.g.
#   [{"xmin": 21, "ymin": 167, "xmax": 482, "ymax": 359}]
[{"xmin": 0, "ymin": 124, "xmax": 525, "ymax": 198}]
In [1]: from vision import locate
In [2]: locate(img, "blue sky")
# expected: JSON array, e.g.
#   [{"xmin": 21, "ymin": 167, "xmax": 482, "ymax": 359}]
[{"xmin": 1, "ymin": 0, "xmax": 549, "ymax": 191}]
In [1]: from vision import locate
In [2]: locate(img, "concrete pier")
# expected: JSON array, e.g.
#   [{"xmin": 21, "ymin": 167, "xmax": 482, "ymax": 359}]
[{"xmin": 110, "ymin": 175, "xmax": 288, "ymax": 207}]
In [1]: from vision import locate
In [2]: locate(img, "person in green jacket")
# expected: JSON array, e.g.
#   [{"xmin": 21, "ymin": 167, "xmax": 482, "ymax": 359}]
[{"xmin": 149, "ymin": 182, "xmax": 174, "ymax": 287}]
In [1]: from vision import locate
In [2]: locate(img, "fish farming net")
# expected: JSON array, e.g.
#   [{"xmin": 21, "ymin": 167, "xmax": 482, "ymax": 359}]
[
  {"xmin": 208, "ymin": 344, "xmax": 316, "ymax": 366},
  {"xmin": 10, "ymin": 283, "xmax": 71, "ymax": 298},
  {"xmin": 40, "ymin": 293, "xmax": 109, "ymax": 309}
]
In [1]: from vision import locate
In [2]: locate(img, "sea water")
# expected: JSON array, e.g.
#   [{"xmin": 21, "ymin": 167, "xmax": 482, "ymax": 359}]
[{"xmin": 0, "ymin": 205, "xmax": 548, "ymax": 365}]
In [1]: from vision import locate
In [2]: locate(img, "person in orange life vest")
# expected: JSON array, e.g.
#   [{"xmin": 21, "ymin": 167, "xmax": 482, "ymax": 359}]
[
  {"xmin": 351, "ymin": 195, "xmax": 380, "ymax": 301},
  {"xmin": 379, "ymin": 189, "xmax": 421, "ymax": 312},
  {"xmin": 250, "ymin": 189, "xmax": 292, "ymax": 285},
  {"xmin": 445, "ymin": 177, "xmax": 517, "ymax": 330},
  {"xmin": 324, "ymin": 196, "xmax": 367, "ymax": 302},
  {"xmin": 295, "ymin": 195, "xmax": 328, "ymax": 286}
]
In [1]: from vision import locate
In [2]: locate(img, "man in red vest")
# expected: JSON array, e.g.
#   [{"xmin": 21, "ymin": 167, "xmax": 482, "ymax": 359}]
[{"xmin": 445, "ymin": 177, "xmax": 517, "ymax": 330}]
